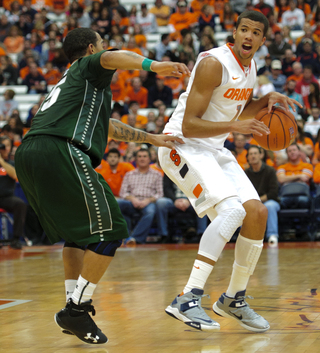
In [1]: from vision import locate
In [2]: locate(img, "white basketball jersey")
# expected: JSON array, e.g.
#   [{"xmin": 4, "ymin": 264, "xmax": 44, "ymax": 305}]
[{"xmin": 164, "ymin": 44, "xmax": 257, "ymax": 150}]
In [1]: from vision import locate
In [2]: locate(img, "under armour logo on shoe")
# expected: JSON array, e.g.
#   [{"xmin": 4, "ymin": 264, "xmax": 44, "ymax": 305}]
[{"xmin": 85, "ymin": 333, "xmax": 99, "ymax": 343}]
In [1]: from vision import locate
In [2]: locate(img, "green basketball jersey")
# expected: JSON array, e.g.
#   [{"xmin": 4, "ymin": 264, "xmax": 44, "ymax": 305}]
[{"xmin": 25, "ymin": 50, "xmax": 115, "ymax": 168}]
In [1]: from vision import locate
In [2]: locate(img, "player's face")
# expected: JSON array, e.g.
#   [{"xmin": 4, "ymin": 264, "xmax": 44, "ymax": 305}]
[
  {"xmin": 92, "ymin": 33, "xmax": 104, "ymax": 54},
  {"xmin": 233, "ymin": 19, "xmax": 266, "ymax": 66}
]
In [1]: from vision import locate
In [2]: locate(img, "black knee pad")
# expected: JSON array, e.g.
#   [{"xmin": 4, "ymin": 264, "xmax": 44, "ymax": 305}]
[
  {"xmin": 87, "ymin": 239, "xmax": 122, "ymax": 257},
  {"xmin": 64, "ymin": 241, "xmax": 86, "ymax": 251}
]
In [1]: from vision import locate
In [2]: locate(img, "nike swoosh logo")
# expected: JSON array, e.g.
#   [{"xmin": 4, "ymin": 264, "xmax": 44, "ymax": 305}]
[
  {"xmin": 194, "ymin": 317, "xmax": 212, "ymax": 323},
  {"xmin": 194, "ymin": 266, "xmax": 200, "ymax": 269},
  {"xmin": 232, "ymin": 77, "xmax": 240, "ymax": 80},
  {"xmin": 230, "ymin": 311, "xmax": 242, "ymax": 320}
]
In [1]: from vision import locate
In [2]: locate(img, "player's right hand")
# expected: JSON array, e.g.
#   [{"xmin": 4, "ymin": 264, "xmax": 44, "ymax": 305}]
[
  {"xmin": 151, "ymin": 61, "xmax": 190, "ymax": 78},
  {"xmin": 232, "ymin": 119, "xmax": 270, "ymax": 137}
]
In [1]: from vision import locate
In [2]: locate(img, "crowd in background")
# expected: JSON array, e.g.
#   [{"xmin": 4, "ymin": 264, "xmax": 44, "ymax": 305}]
[{"xmin": 1, "ymin": 0, "xmax": 320, "ymax": 246}]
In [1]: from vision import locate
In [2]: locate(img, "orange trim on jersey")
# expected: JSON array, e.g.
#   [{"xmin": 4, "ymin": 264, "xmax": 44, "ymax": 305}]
[
  {"xmin": 193, "ymin": 184, "xmax": 203, "ymax": 198},
  {"xmin": 226, "ymin": 43, "xmax": 251, "ymax": 73}
]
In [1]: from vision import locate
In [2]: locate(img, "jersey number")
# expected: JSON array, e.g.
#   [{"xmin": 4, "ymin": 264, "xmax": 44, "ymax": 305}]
[
  {"xmin": 231, "ymin": 104, "xmax": 242, "ymax": 121},
  {"xmin": 40, "ymin": 74, "xmax": 67, "ymax": 112}
]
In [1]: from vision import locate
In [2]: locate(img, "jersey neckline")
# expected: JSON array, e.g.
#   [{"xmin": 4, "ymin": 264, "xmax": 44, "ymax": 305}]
[{"xmin": 226, "ymin": 43, "xmax": 252, "ymax": 74}]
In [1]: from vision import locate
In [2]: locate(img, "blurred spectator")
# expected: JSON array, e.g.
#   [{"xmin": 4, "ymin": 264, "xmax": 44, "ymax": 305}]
[
  {"xmin": 164, "ymin": 75, "xmax": 184, "ymax": 99},
  {"xmin": 89, "ymin": 1, "xmax": 102, "ymax": 22},
  {"xmin": 168, "ymin": 0, "xmax": 197, "ymax": 39},
  {"xmin": 297, "ymin": 0, "xmax": 313, "ymax": 21},
  {"xmin": 19, "ymin": 55, "xmax": 43, "ymax": 80},
  {"xmin": 304, "ymin": 82, "xmax": 320, "ymax": 115},
  {"xmin": 245, "ymin": 145, "xmax": 280, "ymax": 246},
  {"xmin": 118, "ymin": 148, "xmax": 163, "ymax": 245},
  {"xmin": 122, "ymin": 141, "xmax": 137, "ymax": 163},
  {"xmin": 176, "ymin": 30, "xmax": 196, "ymax": 63},
  {"xmin": 268, "ymin": 59, "xmax": 287, "ymax": 93},
  {"xmin": 282, "ymin": 25, "xmax": 296, "ymax": 52},
  {"xmin": 23, "ymin": 62, "xmax": 47, "ymax": 94},
  {"xmin": 295, "ymin": 66, "xmax": 320, "ymax": 111},
  {"xmin": 287, "ymin": 61, "xmax": 303, "ymax": 81},
  {"xmin": 146, "ymin": 111, "xmax": 157, "ymax": 132},
  {"xmin": 0, "ymin": 89, "xmax": 19, "ymax": 121},
  {"xmin": 154, "ymin": 33, "xmax": 171, "ymax": 61},
  {"xmin": 257, "ymin": 53, "xmax": 272, "ymax": 76},
  {"xmin": 125, "ymin": 36, "xmax": 143, "ymax": 56},
  {"xmin": 282, "ymin": 79, "xmax": 303, "ymax": 119},
  {"xmin": 274, "ymin": 0, "xmax": 290, "ymax": 23},
  {"xmin": 296, "ymin": 38, "xmax": 318, "ymax": 68},
  {"xmin": 121, "ymin": 101, "xmax": 148, "ymax": 129},
  {"xmin": 95, "ymin": 148, "xmax": 135, "ymax": 197},
  {"xmin": 312, "ymin": 127, "xmax": 320, "ymax": 165},
  {"xmin": 198, "ymin": 5, "xmax": 218, "ymax": 33},
  {"xmin": 229, "ymin": 0, "xmax": 248, "ymax": 14},
  {"xmin": 110, "ymin": 71, "xmax": 126, "ymax": 102},
  {"xmin": 25, "ymin": 103, "xmax": 39, "ymax": 127},
  {"xmin": 148, "ymin": 75, "xmax": 173, "ymax": 108},
  {"xmin": 136, "ymin": 3, "xmax": 158, "ymax": 34},
  {"xmin": 253, "ymin": 43, "xmax": 269, "ymax": 69},
  {"xmin": 157, "ymin": 103, "xmax": 169, "ymax": 121},
  {"xmin": 3, "ymin": 25, "xmax": 25, "ymax": 54},
  {"xmin": 51, "ymin": 48, "xmax": 69, "ymax": 72},
  {"xmin": 129, "ymin": 5, "xmax": 137, "ymax": 26},
  {"xmin": 41, "ymin": 38, "xmax": 57, "ymax": 66},
  {"xmin": 0, "ymin": 55, "xmax": 19, "ymax": 85},
  {"xmin": 62, "ymin": 16, "xmax": 78, "ymax": 39},
  {"xmin": 254, "ymin": 0, "xmax": 273, "ymax": 16},
  {"xmin": 74, "ymin": 5, "xmax": 92, "ymax": 28},
  {"xmin": 111, "ymin": 8, "xmax": 129, "ymax": 34},
  {"xmin": 96, "ymin": 7, "xmax": 111, "ymax": 37},
  {"xmin": 268, "ymin": 31, "xmax": 292, "ymax": 60},
  {"xmin": 152, "ymin": 115, "xmax": 166, "ymax": 133},
  {"xmin": 132, "ymin": 24, "xmax": 147, "ymax": 55},
  {"xmin": 0, "ymin": 14, "xmax": 12, "ymax": 42},
  {"xmin": 21, "ymin": 0, "xmax": 38, "ymax": 22},
  {"xmin": 5, "ymin": 0, "xmax": 22, "ymax": 24},
  {"xmin": 156, "ymin": 174, "xmax": 208, "ymax": 243},
  {"xmin": 0, "ymin": 135, "xmax": 27, "ymax": 249},
  {"xmin": 281, "ymin": 49, "xmax": 295, "ymax": 77},
  {"xmin": 253, "ymin": 75, "xmax": 275, "ymax": 97},
  {"xmin": 295, "ymin": 125, "xmax": 314, "ymax": 159},
  {"xmin": 119, "ymin": 69, "xmax": 139, "ymax": 89},
  {"xmin": 233, "ymin": 133, "xmax": 248, "ymax": 169},
  {"xmin": 266, "ymin": 12, "xmax": 281, "ymax": 35},
  {"xmin": 295, "ymin": 23, "xmax": 318, "ymax": 56},
  {"xmin": 311, "ymin": 8, "xmax": 320, "ymax": 38},
  {"xmin": 109, "ymin": 0, "xmax": 128, "ymax": 17},
  {"xmin": 304, "ymin": 107, "xmax": 320, "ymax": 139},
  {"xmin": 149, "ymin": 0, "xmax": 171, "ymax": 26},
  {"xmin": 125, "ymin": 77, "xmax": 148, "ymax": 108},
  {"xmin": 277, "ymin": 143, "xmax": 313, "ymax": 208},
  {"xmin": 43, "ymin": 61, "xmax": 61, "ymax": 85},
  {"xmin": 17, "ymin": 13, "xmax": 33, "ymax": 37},
  {"xmin": 282, "ymin": 0, "xmax": 305, "ymax": 29},
  {"xmin": 221, "ymin": 3, "xmax": 238, "ymax": 32}
]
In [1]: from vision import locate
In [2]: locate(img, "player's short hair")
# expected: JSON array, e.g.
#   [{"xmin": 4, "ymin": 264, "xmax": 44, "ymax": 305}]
[
  {"xmin": 236, "ymin": 10, "xmax": 269, "ymax": 37},
  {"xmin": 63, "ymin": 28, "xmax": 98, "ymax": 64}
]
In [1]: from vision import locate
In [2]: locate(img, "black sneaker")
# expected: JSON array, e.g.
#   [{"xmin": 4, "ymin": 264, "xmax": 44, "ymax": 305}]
[
  {"xmin": 54, "ymin": 299, "xmax": 108, "ymax": 344},
  {"xmin": 10, "ymin": 240, "xmax": 23, "ymax": 250}
]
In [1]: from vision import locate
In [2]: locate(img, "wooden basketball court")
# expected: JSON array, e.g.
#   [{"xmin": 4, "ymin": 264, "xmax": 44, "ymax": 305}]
[{"xmin": 1, "ymin": 242, "xmax": 320, "ymax": 353}]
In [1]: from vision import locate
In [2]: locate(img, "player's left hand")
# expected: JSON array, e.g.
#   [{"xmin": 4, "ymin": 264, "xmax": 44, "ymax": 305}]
[
  {"xmin": 147, "ymin": 134, "xmax": 185, "ymax": 149},
  {"xmin": 267, "ymin": 92, "xmax": 303, "ymax": 113},
  {"xmin": 151, "ymin": 61, "xmax": 190, "ymax": 78}
]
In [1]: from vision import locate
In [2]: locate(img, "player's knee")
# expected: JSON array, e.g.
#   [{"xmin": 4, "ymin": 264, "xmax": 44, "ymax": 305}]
[
  {"xmin": 87, "ymin": 239, "xmax": 122, "ymax": 257},
  {"xmin": 215, "ymin": 197, "xmax": 246, "ymax": 242}
]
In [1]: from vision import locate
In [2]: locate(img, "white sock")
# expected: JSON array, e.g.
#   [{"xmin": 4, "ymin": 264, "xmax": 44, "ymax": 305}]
[
  {"xmin": 226, "ymin": 235, "xmax": 263, "ymax": 298},
  {"xmin": 71, "ymin": 275, "xmax": 97, "ymax": 305},
  {"xmin": 65, "ymin": 279, "xmax": 77, "ymax": 302},
  {"xmin": 183, "ymin": 259, "xmax": 213, "ymax": 294}
]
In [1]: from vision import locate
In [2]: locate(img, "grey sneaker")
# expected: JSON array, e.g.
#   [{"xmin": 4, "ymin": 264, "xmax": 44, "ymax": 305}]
[
  {"xmin": 165, "ymin": 288, "xmax": 220, "ymax": 331},
  {"xmin": 212, "ymin": 290, "xmax": 270, "ymax": 333}
]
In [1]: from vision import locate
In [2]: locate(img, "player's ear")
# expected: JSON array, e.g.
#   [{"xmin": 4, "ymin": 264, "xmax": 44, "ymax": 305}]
[
  {"xmin": 233, "ymin": 28, "xmax": 236, "ymax": 39},
  {"xmin": 259, "ymin": 36, "xmax": 266, "ymax": 48}
]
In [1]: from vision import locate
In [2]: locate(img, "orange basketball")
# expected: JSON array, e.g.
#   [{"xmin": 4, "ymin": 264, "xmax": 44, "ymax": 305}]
[{"xmin": 252, "ymin": 107, "xmax": 297, "ymax": 151}]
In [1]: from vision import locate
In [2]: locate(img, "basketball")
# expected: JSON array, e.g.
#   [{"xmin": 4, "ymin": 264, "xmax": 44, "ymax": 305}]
[{"xmin": 252, "ymin": 107, "xmax": 297, "ymax": 151}]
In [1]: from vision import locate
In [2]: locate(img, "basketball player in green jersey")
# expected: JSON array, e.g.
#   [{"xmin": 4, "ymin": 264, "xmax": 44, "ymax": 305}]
[{"xmin": 15, "ymin": 28, "xmax": 189, "ymax": 345}]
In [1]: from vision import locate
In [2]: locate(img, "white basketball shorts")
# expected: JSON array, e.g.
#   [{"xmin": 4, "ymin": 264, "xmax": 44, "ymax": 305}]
[{"xmin": 158, "ymin": 143, "xmax": 259, "ymax": 219}]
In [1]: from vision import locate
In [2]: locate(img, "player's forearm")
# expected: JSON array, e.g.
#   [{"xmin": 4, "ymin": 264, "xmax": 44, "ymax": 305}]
[
  {"xmin": 101, "ymin": 50, "xmax": 153, "ymax": 71},
  {"xmin": 239, "ymin": 94, "xmax": 270, "ymax": 121}
]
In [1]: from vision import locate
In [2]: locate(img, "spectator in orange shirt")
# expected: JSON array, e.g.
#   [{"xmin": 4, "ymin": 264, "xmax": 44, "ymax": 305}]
[
  {"xmin": 118, "ymin": 69, "xmax": 140, "ymax": 89},
  {"xmin": 221, "ymin": 2, "xmax": 238, "ymax": 32},
  {"xmin": 111, "ymin": 8, "xmax": 130, "ymax": 34},
  {"xmin": 125, "ymin": 77, "xmax": 148, "ymax": 108},
  {"xmin": 233, "ymin": 133, "xmax": 249, "ymax": 170},
  {"xmin": 149, "ymin": 0, "xmax": 171, "ymax": 26},
  {"xmin": 3, "ymin": 25, "xmax": 24, "ymax": 54},
  {"xmin": 168, "ymin": 0, "xmax": 197, "ymax": 38},
  {"xmin": 43, "ymin": 61, "xmax": 61, "ymax": 85},
  {"xmin": 164, "ymin": 76, "xmax": 184, "ymax": 99},
  {"xmin": 287, "ymin": 61, "xmax": 303, "ymax": 82},
  {"xmin": 274, "ymin": 0, "xmax": 289, "ymax": 23},
  {"xmin": 313, "ymin": 158, "xmax": 320, "ymax": 184},
  {"xmin": 95, "ymin": 148, "xmax": 135, "ymax": 197},
  {"xmin": 47, "ymin": 0, "xmax": 69, "ymax": 16},
  {"xmin": 121, "ymin": 101, "xmax": 148, "ymax": 129},
  {"xmin": 125, "ymin": 36, "xmax": 144, "ymax": 56},
  {"xmin": 20, "ymin": 56, "xmax": 43, "ymax": 80},
  {"xmin": 277, "ymin": 143, "xmax": 313, "ymax": 208},
  {"xmin": 110, "ymin": 71, "xmax": 126, "ymax": 102}
]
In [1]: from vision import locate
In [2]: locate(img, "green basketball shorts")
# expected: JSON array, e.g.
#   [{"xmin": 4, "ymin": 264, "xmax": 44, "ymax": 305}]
[{"xmin": 15, "ymin": 135, "xmax": 128, "ymax": 245}]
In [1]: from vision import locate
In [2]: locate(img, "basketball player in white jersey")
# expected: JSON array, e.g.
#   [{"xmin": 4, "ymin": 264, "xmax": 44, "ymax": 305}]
[{"xmin": 158, "ymin": 11, "xmax": 302, "ymax": 333}]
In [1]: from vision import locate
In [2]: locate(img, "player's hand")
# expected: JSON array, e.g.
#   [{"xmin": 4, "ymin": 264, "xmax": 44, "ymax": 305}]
[
  {"xmin": 232, "ymin": 119, "xmax": 270, "ymax": 137},
  {"xmin": 267, "ymin": 92, "xmax": 303, "ymax": 113},
  {"xmin": 151, "ymin": 61, "xmax": 190, "ymax": 78},
  {"xmin": 147, "ymin": 133, "xmax": 185, "ymax": 149}
]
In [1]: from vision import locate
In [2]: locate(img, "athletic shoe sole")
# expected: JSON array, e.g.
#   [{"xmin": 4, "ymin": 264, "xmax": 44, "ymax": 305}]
[
  {"xmin": 212, "ymin": 302, "xmax": 270, "ymax": 333},
  {"xmin": 165, "ymin": 305, "xmax": 220, "ymax": 332},
  {"xmin": 54, "ymin": 314, "xmax": 108, "ymax": 344}
]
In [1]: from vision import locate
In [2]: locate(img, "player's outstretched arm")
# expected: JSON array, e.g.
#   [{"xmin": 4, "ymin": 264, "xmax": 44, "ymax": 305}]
[
  {"xmin": 101, "ymin": 51, "xmax": 190, "ymax": 78},
  {"xmin": 181, "ymin": 57, "xmax": 270, "ymax": 138},
  {"xmin": 108, "ymin": 119, "xmax": 184, "ymax": 149}
]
